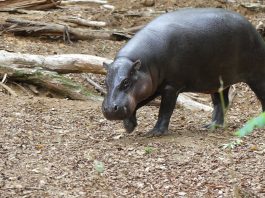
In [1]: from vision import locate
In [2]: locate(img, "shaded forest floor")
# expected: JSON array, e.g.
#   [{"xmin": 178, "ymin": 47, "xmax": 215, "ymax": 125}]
[{"xmin": 0, "ymin": 0, "xmax": 265, "ymax": 197}]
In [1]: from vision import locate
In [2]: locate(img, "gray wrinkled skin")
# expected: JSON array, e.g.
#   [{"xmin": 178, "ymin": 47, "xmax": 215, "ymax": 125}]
[{"xmin": 102, "ymin": 8, "xmax": 265, "ymax": 136}]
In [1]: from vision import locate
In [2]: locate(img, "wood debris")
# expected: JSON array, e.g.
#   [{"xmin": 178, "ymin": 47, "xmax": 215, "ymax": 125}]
[
  {"xmin": 2, "ymin": 18, "xmax": 132, "ymax": 42},
  {"xmin": 0, "ymin": 0, "xmax": 61, "ymax": 10}
]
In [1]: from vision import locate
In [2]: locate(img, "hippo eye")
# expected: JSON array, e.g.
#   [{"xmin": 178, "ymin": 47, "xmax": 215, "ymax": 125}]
[{"xmin": 120, "ymin": 78, "xmax": 130, "ymax": 90}]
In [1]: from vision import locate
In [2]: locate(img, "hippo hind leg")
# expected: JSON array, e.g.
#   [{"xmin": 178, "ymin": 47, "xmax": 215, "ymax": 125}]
[
  {"xmin": 205, "ymin": 87, "xmax": 230, "ymax": 129},
  {"xmin": 247, "ymin": 80, "xmax": 265, "ymax": 111}
]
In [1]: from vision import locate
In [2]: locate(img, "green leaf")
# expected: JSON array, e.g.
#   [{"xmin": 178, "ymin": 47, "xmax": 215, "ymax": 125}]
[
  {"xmin": 144, "ymin": 146, "xmax": 154, "ymax": 154},
  {"xmin": 94, "ymin": 160, "xmax": 105, "ymax": 173},
  {"xmin": 235, "ymin": 112, "xmax": 265, "ymax": 137},
  {"xmin": 222, "ymin": 139, "xmax": 242, "ymax": 149},
  {"xmin": 255, "ymin": 113, "xmax": 265, "ymax": 128}
]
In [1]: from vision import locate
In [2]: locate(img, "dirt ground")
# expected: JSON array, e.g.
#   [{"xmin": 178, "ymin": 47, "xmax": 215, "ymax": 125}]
[{"xmin": 0, "ymin": 0, "xmax": 265, "ymax": 197}]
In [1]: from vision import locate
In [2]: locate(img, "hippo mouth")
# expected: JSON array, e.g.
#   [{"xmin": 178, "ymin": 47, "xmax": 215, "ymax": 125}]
[{"xmin": 102, "ymin": 105, "xmax": 132, "ymax": 120}]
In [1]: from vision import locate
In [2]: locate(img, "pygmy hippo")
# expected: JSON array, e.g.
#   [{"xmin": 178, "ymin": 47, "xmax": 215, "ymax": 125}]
[{"xmin": 102, "ymin": 8, "xmax": 265, "ymax": 136}]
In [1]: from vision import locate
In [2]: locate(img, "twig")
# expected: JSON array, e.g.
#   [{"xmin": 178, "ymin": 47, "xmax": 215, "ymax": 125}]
[
  {"xmin": 61, "ymin": 0, "xmax": 107, "ymax": 5},
  {"xmin": 101, "ymin": 4, "xmax": 115, "ymax": 11},
  {"xmin": 12, "ymin": 82, "xmax": 31, "ymax": 96},
  {"xmin": 125, "ymin": 25, "xmax": 144, "ymax": 33},
  {"xmin": 125, "ymin": 10, "xmax": 166, "ymax": 17},
  {"xmin": 1, "ymin": 73, "xmax": 7, "ymax": 83},
  {"xmin": 61, "ymin": 16, "xmax": 107, "ymax": 27},
  {"xmin": 82, "ymin": 74, "xmax": 106, "ymax": 95},
  {"xmin": 0, "ymin": 82, "xmax": 17, "ymax": 97}
]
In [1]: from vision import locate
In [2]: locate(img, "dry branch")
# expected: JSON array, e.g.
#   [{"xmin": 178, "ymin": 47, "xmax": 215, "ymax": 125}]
[
  {"xmin": 0, "ymin": 0, "xmax": 61, "ymax": 10},
  {"xmin": 61, "ymin": 0, "xmax": 107, "ymax": 5},
  {"xmin": 124, "ymin": 10, "xmax": 166, "ymax": 17},
  {"xmin": 125, "ymin": 25, "xmax": 144, "ymax": 33},
  {"xmin": 3, "ymin": 18, "xmax": 131, "ymax": 41},
  {"xmin": 101, "ymin": 4, "xmax": 115, "ymax": 11},
  {"xmin": 82, "ymin": 74, "xmax": 106, "ymax": 95},
  {"xmin": 61, "ymin": 17, "xmax": 107, "ymax": 27},
  {"xmin": 0, "ymin": 50, "xmax": 111, "ymax": 75},
  {"xmin": 0, "ymin": 82, "xmax": 18, "ymax": 97}
]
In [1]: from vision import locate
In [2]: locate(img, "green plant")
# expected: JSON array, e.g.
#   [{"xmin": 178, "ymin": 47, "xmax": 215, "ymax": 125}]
[
  {"xmin": 94, "ymin": 160, "xmax": 105, "ymax": 173},
  {"xmin": 235, "ymin": 112, "xmax": 265, "ymax": 137},
  {"xmin": 222, "ymin": 138, "xmax": 243, "ymax": 149},
  {"xmin": 144, "ymin": 146, "xmax": 154, "ymax": 154}
]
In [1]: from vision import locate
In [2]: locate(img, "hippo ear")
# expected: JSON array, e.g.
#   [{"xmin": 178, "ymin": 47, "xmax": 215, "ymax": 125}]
[
  {"xmin": 132, "ymin": 60, "xmax": 141, "ymax": 71},
  {"xmin": 103, "ymin": 62, "xmax": 110, "ymax": 70}
]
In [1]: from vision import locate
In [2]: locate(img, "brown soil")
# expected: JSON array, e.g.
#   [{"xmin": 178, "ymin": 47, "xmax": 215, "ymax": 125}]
[{"xmin": 0, "ymin": 0, "xmax": 265, "ymax": 197}]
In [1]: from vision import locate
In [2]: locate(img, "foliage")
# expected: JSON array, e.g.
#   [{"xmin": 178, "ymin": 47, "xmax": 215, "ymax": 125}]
[
  {"xmin": 222, "ymin": 138, "xmax": 243, "ymax": 149},
  {"xmin": 144, "ymin": 146, "xmax": 154, "ymax": 154},
  {"xmin": 235, "ymin": 112, "xmax": 265, "ymax": 137},
  {"xmin": 94, "ymin": 160, "xmax": 105, "ymax": 173}
]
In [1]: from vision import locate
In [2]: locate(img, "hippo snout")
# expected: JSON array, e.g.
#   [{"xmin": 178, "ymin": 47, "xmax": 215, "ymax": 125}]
[{"xmin": 102, "ymin": 102, "xmax": 129, "ymax": 120}]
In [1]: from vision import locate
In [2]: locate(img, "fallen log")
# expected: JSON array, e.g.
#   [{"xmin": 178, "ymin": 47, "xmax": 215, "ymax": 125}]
[
  {"xmin": 3, "ymin": 18, "xmax": 132, "ymax": 41},
  {"xmin": 0, "ymin": 50, "xmax": 107, "ymax": 100},
  {"xmin": 0, "ymin": 0, "xmax": 61, "ymax": 10},
  {"xmin": 12, "ymin": 69, "xmax": 102, "ymax": 101},
  {"xmin": 0, "ymin": 52, "xmax": 102, "ymax": 101},
  {"xmin": 0, "ymin": 50, "xmax": 111, "ymax": 75},
  {"xmin": 177, "ymin": 94, "xmax": 213, "ymax": 112}
]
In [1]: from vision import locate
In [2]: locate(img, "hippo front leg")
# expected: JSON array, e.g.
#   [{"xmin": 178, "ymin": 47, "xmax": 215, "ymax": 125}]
[
  {"xmin": 146, "ymin": 85, "xmax": 178, "ymax": 136},
  {"xmin": 123, "ymin": 111, "xmax": 137, "ymax": 133},
  {"xmin": 123, "ymin": 93, "xmax": 159, "ymax": 133}
]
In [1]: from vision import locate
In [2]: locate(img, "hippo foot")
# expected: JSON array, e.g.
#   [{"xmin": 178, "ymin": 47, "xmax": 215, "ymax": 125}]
[
  {"xmin": 145, "ymin": 128, "xmax": 168, "ymax": 137},
  {"xmin": 123, "ymin": 117, "xmax": 137, "ymax": 133},
  {"xmin": 204, "ymin": 121, "xmax": 223, "ymax": 130}
]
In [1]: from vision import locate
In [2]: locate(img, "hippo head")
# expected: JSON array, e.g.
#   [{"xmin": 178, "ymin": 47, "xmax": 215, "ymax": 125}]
[{"xmin": 102, "ymin": 57, "xmax": 152, "ymax": 120}]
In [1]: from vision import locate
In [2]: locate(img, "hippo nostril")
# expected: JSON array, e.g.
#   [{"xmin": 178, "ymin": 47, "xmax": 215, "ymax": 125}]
[{"xmin": 114, "ymin": 105, "xmax": 119, "ymax": 111}]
